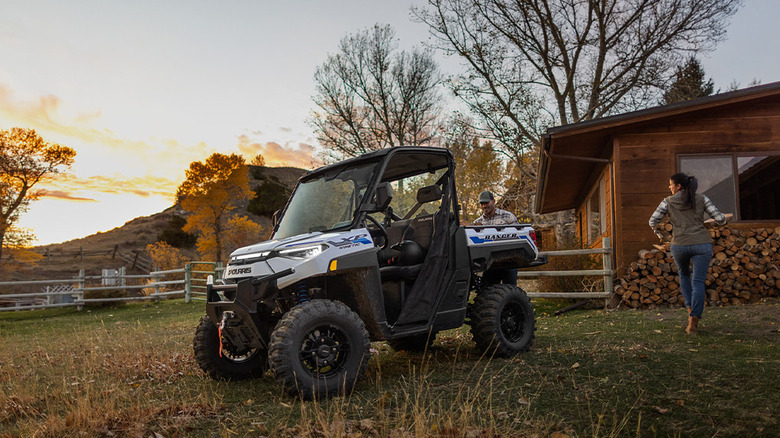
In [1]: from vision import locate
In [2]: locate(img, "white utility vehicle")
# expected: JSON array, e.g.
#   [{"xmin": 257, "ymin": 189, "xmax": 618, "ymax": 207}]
[{"xmin": 193, "ymin": 146, "xmax": 546, "ymax": 399}]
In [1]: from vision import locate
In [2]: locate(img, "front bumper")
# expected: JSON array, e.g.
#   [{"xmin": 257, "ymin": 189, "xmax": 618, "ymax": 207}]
[{"xmin": 205, "ymin": 268, "xmax": 295, "ymax": 351}]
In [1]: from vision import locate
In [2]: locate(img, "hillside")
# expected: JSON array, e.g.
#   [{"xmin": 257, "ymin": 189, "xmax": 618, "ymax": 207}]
[{"xmin": 8, "ymin": 166, "xmax": 306, "ymax": 281}]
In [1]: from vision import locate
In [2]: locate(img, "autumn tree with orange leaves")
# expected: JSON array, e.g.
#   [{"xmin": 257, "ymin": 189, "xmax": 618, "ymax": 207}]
[
  {"xmin": 175, "ymin": 153, "xmax": 262, "ymax": 262},
  {"xmin": 0, "ymin": 128, "xmax": 76, "ymax": 265}
]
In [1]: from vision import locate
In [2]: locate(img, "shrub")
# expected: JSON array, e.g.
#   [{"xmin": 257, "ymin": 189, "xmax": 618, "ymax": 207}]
[
  {"xmin": 157, "ymin": 215, "xmax": 196, "ymax": 248},
  {"xmin": 536, "ymin": 234, "xmax": 604, "ymax": 294}
]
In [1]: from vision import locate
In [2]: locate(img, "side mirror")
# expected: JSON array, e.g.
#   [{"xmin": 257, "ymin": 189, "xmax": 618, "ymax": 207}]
[{"xmin": 374, "ymin": 182, "xmax": 393, "ymax": 212}]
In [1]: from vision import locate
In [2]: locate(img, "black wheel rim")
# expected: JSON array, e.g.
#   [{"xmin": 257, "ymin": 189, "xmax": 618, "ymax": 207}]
[
  {"xmin": 299, "ymin": 324, "xmax": 350, "ymax": 377},
  {"xmin": 221, "ymin": 346, "xmax": 259, "ymax": 363},
  {"xmin": 500, "ymin": 301, "xmax": 525, "ymax": 342}
]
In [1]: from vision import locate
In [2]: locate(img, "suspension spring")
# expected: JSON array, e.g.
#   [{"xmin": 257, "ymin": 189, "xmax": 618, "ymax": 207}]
[{"xmin": 294, "ymin": 282, "xmax": 309, "ymax": 304}]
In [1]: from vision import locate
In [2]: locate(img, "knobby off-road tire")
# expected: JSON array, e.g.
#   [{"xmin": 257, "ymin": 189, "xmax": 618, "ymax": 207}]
[
  {"xmin": 268, "ymin": 299, "xmax": 371, "ymax": 400},
  {"xmin": 387, "ymin": 331, "xmax": 438, "ymax": 352},
  {"xmin": 470, "ymin": 284, "xmax": 535, "ymax": 357},
  {"xmin": 193, "ymin": 314, "xmax": 268, "ymax": 380}
]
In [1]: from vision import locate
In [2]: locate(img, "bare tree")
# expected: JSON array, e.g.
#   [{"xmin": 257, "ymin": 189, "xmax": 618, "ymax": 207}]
[
  {"xmin": 309, "ymin": 24, "xmax": 442, "ymax": 161},
  {"xmin": 414, "ymin": 0, "xmax": 741, "ymax": 216},
  {"xmin": 440, "ymin": 115, "xmax": 509, "ymax": 220}
]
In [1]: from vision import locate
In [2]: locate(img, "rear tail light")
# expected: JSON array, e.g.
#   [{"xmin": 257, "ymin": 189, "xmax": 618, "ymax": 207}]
[{"xmin": 530, "ymin": 229, "xmax": 538, "ymax": 248}]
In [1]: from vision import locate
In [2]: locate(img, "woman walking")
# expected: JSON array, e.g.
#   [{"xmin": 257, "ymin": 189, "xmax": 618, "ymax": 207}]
[{"xmin": 649, "ymin": 173, "xmax": 727, "ymax": 334}]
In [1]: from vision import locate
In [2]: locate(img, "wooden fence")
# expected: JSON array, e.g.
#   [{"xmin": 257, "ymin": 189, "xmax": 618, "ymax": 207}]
[
  {"xmin": 24, "ymin": 246, "xmax": 154, "ymax": 272},
  {"xmin": 522, "ymin": 237, "xmax": 614, "ymax": 299},
  {"xmin": 0, "ymin": 262, "xmax": 223, "ymax": 312},
  {"xmin": 1, "ymin": 239, "xmax": 614, "ymax": 312}
]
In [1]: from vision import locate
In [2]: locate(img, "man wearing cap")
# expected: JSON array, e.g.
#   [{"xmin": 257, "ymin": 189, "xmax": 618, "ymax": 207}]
[
  {"xmin": 473, "ymin": 190, "xmax": 519, "ymax": 285},
  {"xmin": 473, "ymin": 191, "xmax": 518, "ymax": 226}
]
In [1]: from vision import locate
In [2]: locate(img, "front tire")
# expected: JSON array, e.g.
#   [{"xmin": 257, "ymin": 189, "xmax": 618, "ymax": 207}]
[
  {"xmin": 193, "ymin": 314, "xmax": 268, "ymax": 380},
  {"xmin": 268, "ymin": 300, "xmax": 371, "ymax": 399},
  {"xmin": 470, "ymin": 284, "xmax": 535, "ymax": 357}
]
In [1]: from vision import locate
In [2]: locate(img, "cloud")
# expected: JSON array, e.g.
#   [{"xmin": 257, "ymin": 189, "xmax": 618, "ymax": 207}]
[
  {"xmin": 1, "ymin": 84, "xmax": 319, "ymax": 204},
  {"xmin": 39, "ymin": 190, "xmax": 98, "ymax": 202},
  {"xmin": 0, "ymin": 84, "xmax": 215, "ymax": 182},
  {"xmin": 0, "ymin": 84, "xmax": 154, "ymax": 154},
  {"xmin": 44, "ymin": 174, "xmax": 179, "ymax": 200},
  {"xmin": 236, "ymin": 135, "xmax": 320, "ymax": 168}
]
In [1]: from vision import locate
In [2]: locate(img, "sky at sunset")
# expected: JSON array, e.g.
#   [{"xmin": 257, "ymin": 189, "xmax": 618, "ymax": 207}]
[{"xmin": 1, "ymin": 0, "xmax": 778, "ymax": 246}]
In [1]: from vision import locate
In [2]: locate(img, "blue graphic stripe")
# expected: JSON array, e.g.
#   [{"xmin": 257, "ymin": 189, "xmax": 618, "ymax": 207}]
[{"xmin": 469, "ymin": 233, "xmax": 536, "ymax": 249}]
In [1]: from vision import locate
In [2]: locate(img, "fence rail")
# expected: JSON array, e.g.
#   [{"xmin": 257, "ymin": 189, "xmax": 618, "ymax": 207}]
[
  {"xmin": 522, "ymin": 237, "xmax": 614, "ymax": 299},
  {"xmin": 0, "ymin": 262, "xmax": 222, "ymax": 312},
  {"xmin": 2, "ymin": 239, "xmax": 614, "ymax": 312}
]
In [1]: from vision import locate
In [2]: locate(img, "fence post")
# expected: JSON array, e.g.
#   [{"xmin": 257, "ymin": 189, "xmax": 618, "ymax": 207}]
[
  {"xmin": 184, "ymin": 262, "xmax": 192, "ymax": 303},
  {"xmin": 603, "ymin": 237, "xmax": 613, "ymax": 295},
  {"xmin": 76, "ymin": 269, "xmax": 85, "ymax": 311},
  {"xmin": 153, "ymin": 266, "xmax": 161, "ymax": 297},
  {"xmin": 119, "ymin": 266, "xmax": 126, "ymax": 295}
]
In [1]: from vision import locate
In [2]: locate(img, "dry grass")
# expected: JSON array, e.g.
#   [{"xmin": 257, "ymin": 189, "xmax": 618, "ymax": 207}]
[{"xmin": 2, "ymin": 298, "xmax": 779, "ymax": 437}]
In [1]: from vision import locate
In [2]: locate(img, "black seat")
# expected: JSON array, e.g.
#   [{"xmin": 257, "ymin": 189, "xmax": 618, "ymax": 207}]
[
  {"xmin": 380, "ymin": 240, "xmax": 425, "ymax": 323},
  {"xmin": 379, "ymin": 264, "xmax": 423, "ymax": 281},
  {"xmin": 409, "ymin": 214, "xmax": 434, "ymax": 253},
  {"xmin": 378, "ymin": 184, "xmax": 440, "ymax": 266},
  {"xmin": 380, "ymin": 240, "xmax": 424, "ymax": 281}
]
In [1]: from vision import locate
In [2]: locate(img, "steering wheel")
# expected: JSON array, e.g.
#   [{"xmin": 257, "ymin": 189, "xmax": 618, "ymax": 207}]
[{"xmin": 365, "ymin": 214, "xmax": 389, "ymax": 249}]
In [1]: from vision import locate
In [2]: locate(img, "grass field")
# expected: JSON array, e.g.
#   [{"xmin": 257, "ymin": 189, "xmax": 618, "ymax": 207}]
[{"xmin": 1, "ymin": 297, "xmax": 778, "ymax": 437}]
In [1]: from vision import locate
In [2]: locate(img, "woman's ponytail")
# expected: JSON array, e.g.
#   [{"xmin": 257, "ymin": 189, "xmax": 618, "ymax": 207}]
[{"xmin": 671, "ymin": 172, "xmax": 697, "ymax": 209}]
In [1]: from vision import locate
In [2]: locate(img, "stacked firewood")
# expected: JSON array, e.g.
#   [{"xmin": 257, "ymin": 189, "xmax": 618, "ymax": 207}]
[{"xmin": 614, "ymin": 225, "xmax": 780, "ymax": 309}]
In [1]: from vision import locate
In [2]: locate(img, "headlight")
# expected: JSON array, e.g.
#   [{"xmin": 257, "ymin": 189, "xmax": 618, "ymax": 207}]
[
  {"xmin": 278, "ymin": 244, "xmax": 329, "ymax": 260},
  {"xmin": 230, "ymin": 251, "xmax": 270, "ymax": 264}
]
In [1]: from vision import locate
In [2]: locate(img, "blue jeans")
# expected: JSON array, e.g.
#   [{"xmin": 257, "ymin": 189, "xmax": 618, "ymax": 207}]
[{"xmin": 670, "ymin": 243, "xmax": 713, "ymax": 318}]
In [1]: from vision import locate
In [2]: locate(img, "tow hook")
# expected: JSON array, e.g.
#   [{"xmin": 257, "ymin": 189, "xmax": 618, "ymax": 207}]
[{"xmin": 218, "ymin": 311, "xmax": 235, "ymax": 357}]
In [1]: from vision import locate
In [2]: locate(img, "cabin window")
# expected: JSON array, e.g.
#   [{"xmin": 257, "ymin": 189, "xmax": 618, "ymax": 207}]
[
  {"xmin": 679, "ymin": 154, "xmax": 780, "ymax": 221},
  {"xmin": 586, "ymin": 175, "xmax": 606, "ymax": 244}
]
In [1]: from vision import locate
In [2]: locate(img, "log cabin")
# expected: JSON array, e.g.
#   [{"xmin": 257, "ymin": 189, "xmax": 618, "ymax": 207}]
[{"xmin": 535, "ymin": 82, "xmax": 780, "ymax": 276}]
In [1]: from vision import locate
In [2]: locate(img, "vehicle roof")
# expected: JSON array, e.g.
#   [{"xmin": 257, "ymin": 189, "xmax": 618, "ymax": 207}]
[{"xmin": 302, "ymin": 146, "xmax": 452, "ymax": 182}]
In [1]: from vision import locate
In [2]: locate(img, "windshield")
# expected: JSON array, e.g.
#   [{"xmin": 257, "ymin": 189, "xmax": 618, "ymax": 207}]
[{"xmin": 273, "ymin": 161, "xmax": 378, "ymax": 239}]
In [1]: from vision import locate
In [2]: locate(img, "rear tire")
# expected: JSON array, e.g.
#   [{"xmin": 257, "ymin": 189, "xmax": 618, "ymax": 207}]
[
  {"xmin": 193, "ymin": 314, "xmax": 267, "ymax": 380},
  {"xmin": 470, "ymin": 284, "xmax": 535, "ymax": 357},
  {"xmin": 268, "ymin": 300, "xmax": 371, "ymax": 399}
]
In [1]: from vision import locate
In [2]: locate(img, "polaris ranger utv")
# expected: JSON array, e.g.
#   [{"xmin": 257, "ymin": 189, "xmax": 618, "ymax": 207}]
[{"xmin": 194, "ymin": 146, "xmax": 545, "ymax": 399}]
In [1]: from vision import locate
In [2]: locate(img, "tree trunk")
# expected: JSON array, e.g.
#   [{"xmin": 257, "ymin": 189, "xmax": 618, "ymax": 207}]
[{"xmin": 214, "ymin": 217, "xmax": 223, "ymax": 262}]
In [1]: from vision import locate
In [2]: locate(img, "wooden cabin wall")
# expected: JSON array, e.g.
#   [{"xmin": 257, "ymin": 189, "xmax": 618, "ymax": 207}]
[
  {"xmin": 613, "ymin": 96, "xmax": 780, "ymax": 271},
  {"xmin": 574, "ymin": 164, "xmax": 614, "ymax": 250}
]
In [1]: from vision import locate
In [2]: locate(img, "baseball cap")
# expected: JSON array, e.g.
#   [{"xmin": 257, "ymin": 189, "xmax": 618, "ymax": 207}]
[{"xmin": 478, "ymin": 191, "xmax": 494, "ymax": 203}]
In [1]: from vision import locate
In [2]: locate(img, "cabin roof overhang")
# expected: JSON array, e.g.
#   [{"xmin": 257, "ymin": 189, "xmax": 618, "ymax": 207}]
[{"xmin": 535, "ymin": 81, "xmax": 780, "ymax": 214}]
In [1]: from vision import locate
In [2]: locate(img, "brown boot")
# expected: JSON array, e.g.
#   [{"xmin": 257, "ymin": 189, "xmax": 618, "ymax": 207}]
[
  {"xmin": 686, "ymin": 316, "xmax": 699, "ymax": 335},
  {"xmin": 682, "ymin": 308, "xmax": 693, "ymax": 329}
]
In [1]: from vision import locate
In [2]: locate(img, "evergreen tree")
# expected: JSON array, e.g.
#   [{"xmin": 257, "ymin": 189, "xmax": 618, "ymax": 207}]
[
  {"xmin": 247, "ymin": 174, "xmax": 291, "ymax": 217},
  {"xmin": 157, "ymin": 215, "xmax": 196, "ymax": 248},
  {"xmin": 663, "ymin": 57, "xmax": 715, "ymax": 104}
]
